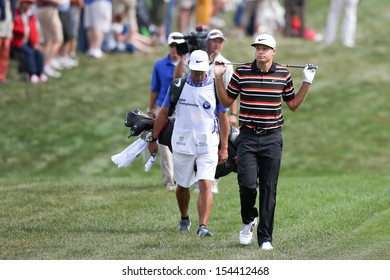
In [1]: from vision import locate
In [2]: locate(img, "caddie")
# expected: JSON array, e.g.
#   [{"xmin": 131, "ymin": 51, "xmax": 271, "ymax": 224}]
[{"xmin": 148, "ymin": 50, "xmax": 229, "ymax": 237}]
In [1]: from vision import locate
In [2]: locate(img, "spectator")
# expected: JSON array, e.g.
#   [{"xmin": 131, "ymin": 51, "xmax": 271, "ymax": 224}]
[
  {"xmin": 177, "ymin": 0, "xmax": 193, "ymax": 35},
  {"xmin": 11, "ymin": 0, "xmax": 48, "ymax": 83},
  {"xmin": 111, "ymin": 0, "xmax": 155, "ymax": 53},
  {"xmin": 112, "ymin": 0, "xmax": 138, "ymax": 33},
  {"xmin": 283, "ymin": 0, "xmax": 305, "ymax": 37},
  {"xmin": 103, "ymin": 12, "xmax": 136, "ymax": 53},
  {"xmin": 149, "ymin": 0, "xmax": 168, "ymax": 44},
  {"xmin": 146, "ymin": 32, "xmax": 185, "ymax": 191},
  {"xmin": 206, "ymin": 29, "xmax": 236, "ymax": 127},
  {"xmin": 84, "ymin": 0, "xmax": 112, "ymax": 58},
  {"xmin": 209, "ymin": 0, "xmax": 227, "ymax": 28},
  {"xmin": 324, "ymin": 0, "xmax": 360, "ymax": 48},
  {"xmin": 36, "ymin": 0, "xmax": 64, "ymax": 78},
  {"xmin": 257, "ymin": 0, "xmax": 285, "ymax": 35},
  {"xmin": 235, "ymin": 0, "xmax": 265, "ymax": 38},
  {"xmin": 165, "ymin": 0, "xmax": 175, "ymax": 37},
  {"xmin": 126, "ymin": 26, "xmax": 155, "ymax": 54},
  {"xmin": 148, "ymin": 50, "xmax": 229, "ymax": 237},
  {"xmin": 68, "ymin": 0, "xmax": 82, "ymax": 60},
  {"xmin": 194, "ymin": 0, "xmax": 213, "ymax": 26},
  {"xmin": 56, "ymin": 0, "xmax": 81, "ymax": 68},
  {"xmin": 0, "ymin": 0, "xmax": 16, "ymax": 84}
]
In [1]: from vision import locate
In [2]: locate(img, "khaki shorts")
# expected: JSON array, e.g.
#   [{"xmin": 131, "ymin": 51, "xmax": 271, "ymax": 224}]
[{"xmin": 37, "ymin": 7, "xmax": 63, "ymax": 43}]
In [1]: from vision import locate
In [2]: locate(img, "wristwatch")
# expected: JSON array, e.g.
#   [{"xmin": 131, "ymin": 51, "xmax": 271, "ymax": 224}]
[{"xmin": 148, "ymin": 135, "xmax": 158, "ymax": 142}]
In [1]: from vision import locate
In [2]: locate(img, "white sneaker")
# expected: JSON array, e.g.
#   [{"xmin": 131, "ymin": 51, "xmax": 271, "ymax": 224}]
[
  {"xmin": 165, "ymin": 184, "xmax": 176, "ymax": 191},
  {"xmin": 68, "ymin": 56, "xmax": 79, "ymax": 67},
  {"xmin": 50, "ymin": 58, "xmax": 64, "ymax": 70},
  {"xmin": 44, "ymin": 66, "xmax": 61, "ymax": 78},
  {"xmin": 39, "ymin": 74, "xmax": 48, "ymax": 82},
  {"xmin": 260, "ymin": 241, "xmax": 273, "ymax": 250},
  {"xmin": 239, "ymin": 218, "xmax": 257, "ymax": 245},
  {"xmin": 87, "ymin": 48, "xmax": 104, "ymax": 59},
  {"xmin": 30, "ymin": 74, "xmax": 40, "ymax": 84},
  {"xmin": 59, "ymin": 56, "xmax": 78, "ymax": 69}
]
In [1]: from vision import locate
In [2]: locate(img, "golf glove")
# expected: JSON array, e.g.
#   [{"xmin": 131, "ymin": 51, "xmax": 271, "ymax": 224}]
[{"xmin": 303, "ymin": 64, "xmax": 317, "ymax": 84}]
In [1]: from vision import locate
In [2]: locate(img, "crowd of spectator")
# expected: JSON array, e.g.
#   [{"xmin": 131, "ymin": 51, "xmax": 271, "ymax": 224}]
[{"xmin": 0, "ymin": 0, "xmax": 359, "ymax": 84}]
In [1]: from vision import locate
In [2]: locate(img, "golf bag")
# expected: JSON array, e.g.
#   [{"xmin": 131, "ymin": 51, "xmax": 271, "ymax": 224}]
[{"xmin": 124, "ymin": 109, "xmax": 239, "ymax": 179}]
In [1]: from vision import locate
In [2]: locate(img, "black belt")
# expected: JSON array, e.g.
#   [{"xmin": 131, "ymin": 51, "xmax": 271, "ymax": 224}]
[{"xmin": 242, "ymin": 126, "xmax": 281, "ymax": 135}]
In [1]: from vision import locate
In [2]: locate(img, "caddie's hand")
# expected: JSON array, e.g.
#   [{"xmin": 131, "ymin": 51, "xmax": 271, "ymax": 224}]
[
  {"xmin": 218, "ymin": 147, "xmax": 228, "ymax": 165},
  {"xmin": 214, "ymin": 61, "xmax": 227, "ymax": 77},
  {"xmin": 303, "ymin": 64, "xmax": 317, "ymax": 84},
  {"xmin": 148, "ymin": 141, "xmax": 158, "ymax": 155},
  {"xmin": 228, "ymin": 114, "xmax": 237, "ymax": 126},
  {"xmin": 147, "ymin": 111, "xmax": 155, "ymax": 118}
]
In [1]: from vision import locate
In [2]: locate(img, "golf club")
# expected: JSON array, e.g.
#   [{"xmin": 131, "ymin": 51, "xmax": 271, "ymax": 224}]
[
  {"xmin": 210, "ymin": 53, "xmax": 318, "ymax": 69},
  {"xmin": 214, "ymin": 61, "xmax": 246, "ymax": 66},
  {"xmin": 278, "ymin": 63, "xmax": 319, "ymax": 70}
]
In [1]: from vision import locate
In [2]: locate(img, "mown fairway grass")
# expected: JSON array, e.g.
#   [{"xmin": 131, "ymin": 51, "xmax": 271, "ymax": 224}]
[
  {"xmin": 1, "ymin": 0, "xmax": 389, "ymax": 260},
  {"xmin": 1, "ymin": 175, "xmax": 389, "ymax": 260}
]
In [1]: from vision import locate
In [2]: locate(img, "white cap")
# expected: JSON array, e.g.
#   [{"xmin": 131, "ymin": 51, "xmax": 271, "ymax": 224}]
[
  {"xmin": 207, "ymin": 29, "xmax": 227, "ymax": 41},
  {"xmin": 188, "ymin": 50, "xmax": 209, "ymax": 72},
  {"xmin": 168, "ymin": 32, "xmax": 185, "ymax": 45},
  {"xmin": 251, "ymin": 34, "xmax": 276, "ymax": 49}
]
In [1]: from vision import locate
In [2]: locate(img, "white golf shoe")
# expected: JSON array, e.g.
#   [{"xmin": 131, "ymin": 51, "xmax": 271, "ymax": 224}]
[
  {"xmin": 260, "ymin": 241, "xmax": 273, "ymax": 250},
  {"xmin": 239, "ymin": 218, "xmax": 257, "ymax": 245}
]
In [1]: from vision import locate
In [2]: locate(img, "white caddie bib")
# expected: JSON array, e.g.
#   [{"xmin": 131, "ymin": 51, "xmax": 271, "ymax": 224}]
[{"xmin": 171, "ymin": 82, "xmax": 219, "ymax": 155}]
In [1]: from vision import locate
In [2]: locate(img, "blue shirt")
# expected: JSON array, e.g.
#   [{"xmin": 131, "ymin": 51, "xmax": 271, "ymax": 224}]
[
  {"xmin": 150, "ymin": 54, "xmax": 177, "ymax": 107},
  {"xmin": 84, "ymin": 0, "xmax": 111, "ymax": 4}
]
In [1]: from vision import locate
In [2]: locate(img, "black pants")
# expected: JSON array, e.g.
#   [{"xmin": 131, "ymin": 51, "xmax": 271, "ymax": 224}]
[{"xmin": 236, "ymin": 127, "xmax": 283, "ymax": 245}]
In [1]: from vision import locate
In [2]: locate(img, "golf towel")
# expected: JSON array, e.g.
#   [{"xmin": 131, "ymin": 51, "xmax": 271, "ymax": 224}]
[{"xmin": 111, "ymin": 138, "xmax": 148, "ymax": 168}]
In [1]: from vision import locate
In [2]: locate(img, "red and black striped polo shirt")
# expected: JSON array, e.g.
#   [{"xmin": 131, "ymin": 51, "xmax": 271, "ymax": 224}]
[{"xmin": 227, "ymin": 61, "xmax": 295, "ymax": 130}]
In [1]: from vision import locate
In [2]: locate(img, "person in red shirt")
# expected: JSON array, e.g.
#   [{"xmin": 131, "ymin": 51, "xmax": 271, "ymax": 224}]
[
  {"xmin": 11, "ymin": 0, "xmax": 47, "ymax": 83},
  {"xmin": 0, "ymin": 0, "xmax": 16, "ymax": 84}
]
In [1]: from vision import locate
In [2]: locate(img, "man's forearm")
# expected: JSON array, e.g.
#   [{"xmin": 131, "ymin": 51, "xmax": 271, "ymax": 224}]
[
  {"xmin": 218, "ymin": 113, "xmax": 229, "ymax": 150},
  {"xmin": 215, "ymin": 76, "xmax": 233, "ymax": 108}
]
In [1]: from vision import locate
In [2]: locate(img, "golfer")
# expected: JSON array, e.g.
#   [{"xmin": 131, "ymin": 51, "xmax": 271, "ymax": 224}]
[
  {"xmin": 148, "ymin": 50, "xmax": 229, "ymax": 237},
  {"xmin": 214, "ymin": 34, "xmax": 317, "ymax": 250}
]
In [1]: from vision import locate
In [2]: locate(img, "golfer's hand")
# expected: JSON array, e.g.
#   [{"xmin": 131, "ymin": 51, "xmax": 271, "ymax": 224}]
[
  {"xmin": 148, "ymin": 141, "xmax": 158, "ymax": 155},
  {"xmin": 214, "ymin": 61, "xmax": 227, "ymax": 77},
  {"xmin": 218, "ymin": 147, "xmax": 228, "ymax": 164},
  {"xmin": 303, "ymin": 64, "xmax": 317, "ymax": 84}
]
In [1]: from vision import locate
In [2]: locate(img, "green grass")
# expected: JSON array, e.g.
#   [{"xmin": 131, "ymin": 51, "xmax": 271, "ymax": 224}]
[
  {"xmin": 1, "ymin": 175, "xmax": 389, "ymax": 260},
  {"xmin": 0, "ymin": 0, "xmax": 389, "ymax": 260}
]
